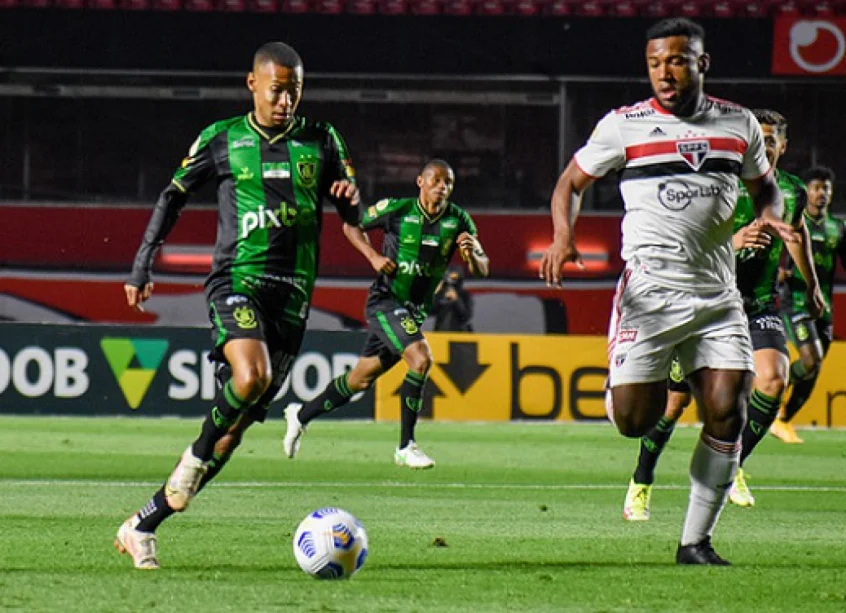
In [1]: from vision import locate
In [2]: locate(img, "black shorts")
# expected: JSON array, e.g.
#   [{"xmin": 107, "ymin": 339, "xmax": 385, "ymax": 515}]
[
  {"xmin": 666, "ymin": 356, "xmax": 690, "ymax": 393},
  {"xmin": 783, "ymin": 311, "xmax": 833, "ymax": 356},
  {"xmin": 207, "ymin": 285, "xmax": 305, "ymax": 421},
  {"xmin": 748, "ymin": 311, "xmax": 788, "ymax": 356},
  {"xmin": 361, "ymin": 296, "xmax": 425, "ymax": 370}
]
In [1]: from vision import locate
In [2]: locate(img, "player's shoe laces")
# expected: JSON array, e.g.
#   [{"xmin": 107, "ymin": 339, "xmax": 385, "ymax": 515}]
[
  {"xmin": 676, "ymin": 537, "xmax": 731, "ymax": 566},
  {"xmin": 623, "ymin": 480, "xmax": 652, "ymax": 521},
  {"xmin": 164, "ymin": 445, "xmax": 208, "ymax": 512},
  {"xmin": 114, "ymin": 516, "xmax": 159, "ymax": 569},
  {"xmin": 729, "ymin": 468, "xmax": 755, "ymax": 508},
  {"xmin": 283, "ymin": 402, "xmax": 305, "ymax": 459},
  {"xmin": 394, "ymin": 442, "xmax": 435, "ymax": 469},
  {"xmin": 769, "ymin": 417, "xmax": 804, "ymax": 444}
]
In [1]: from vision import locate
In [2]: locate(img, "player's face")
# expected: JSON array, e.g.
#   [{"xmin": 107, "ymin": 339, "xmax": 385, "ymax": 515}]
[
  {"xmin": 247, "ymin": 61, "xmax": 303, "ymax": 128},
  {"xmin": 760, "ymin": 124, "xmax": 787, "ymax": 169},
  {"xmin": 646, "ymin": 35, "xmax": 708, "ymax": 116},
  {"xmin": 807, "ymin": 178, "xmax": 833, "ymax": 213},
  {"xmin": 417, "ymin": 165, "xmax": 455, "ymax": 210}
]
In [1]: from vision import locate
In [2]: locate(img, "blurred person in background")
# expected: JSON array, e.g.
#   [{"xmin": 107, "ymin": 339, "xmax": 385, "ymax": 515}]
[
  {"xmin": 282, "ymin": 160, "xmax": 489, "ymax": 469},
  {"xmin": 432, "ymin": 266, "xmax": 474, "ymax": 332},
  {"xmin": 775, "ymin": 165, "xmax": 846, "ymax": 443}
]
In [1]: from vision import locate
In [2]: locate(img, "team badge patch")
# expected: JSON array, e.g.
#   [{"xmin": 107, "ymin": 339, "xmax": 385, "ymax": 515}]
[
  {"xmin": 233, "ymin": 306, "xmax": 258, "ymax": 330},
  {"xmin": 400, "ymin": 317, "xmax": 419, "ymax": 336},
  {"xmin": 296, "ymin": 159, "xmax": 317, "ymax": 188},
  {"xmin": 677, "ymin": 140, "xmax": 710, "ymax": 170}
]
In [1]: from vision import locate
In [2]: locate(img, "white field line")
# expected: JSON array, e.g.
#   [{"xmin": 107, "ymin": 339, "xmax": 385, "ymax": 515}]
[{"xmin": 1, "ymin": 479, "xmax": 845, "ymax": 492}]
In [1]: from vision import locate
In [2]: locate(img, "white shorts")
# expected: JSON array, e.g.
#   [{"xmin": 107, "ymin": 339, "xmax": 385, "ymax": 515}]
[{"xmin": 607, "ymin": 266, "xmax": 754, "ymax": 387}]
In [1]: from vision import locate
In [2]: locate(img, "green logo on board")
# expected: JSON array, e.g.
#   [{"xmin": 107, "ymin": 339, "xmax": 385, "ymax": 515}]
[{"xmin": 100, "ymin": 338, "xmax": 169, "ymax": 409}]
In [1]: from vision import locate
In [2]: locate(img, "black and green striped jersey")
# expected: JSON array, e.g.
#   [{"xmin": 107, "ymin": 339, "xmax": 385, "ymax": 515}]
[
  {"xmin": 782, "ymin": 209, "xmax": 846, "ymax": 320},
  {"xmin": 129, "ymin": 113, "xmax": 359, "ymax": 324},
  {"xmin": 734, "ymin": 170, "xmax": 805, "ymax": 315},
  {"xmin": 361, "ymin": 198, "xmax": 477, "ymax": 320}
]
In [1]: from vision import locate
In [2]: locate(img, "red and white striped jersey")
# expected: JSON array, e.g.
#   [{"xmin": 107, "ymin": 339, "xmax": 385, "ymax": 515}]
[{"xmin": 574, "ymin": 96, "xmax": 770, "ymax": 293}]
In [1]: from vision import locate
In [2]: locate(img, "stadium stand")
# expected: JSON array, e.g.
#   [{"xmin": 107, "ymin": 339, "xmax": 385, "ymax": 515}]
[{"xmin": 4, "ymin": 0, "xmax": 846, "ymax": 15}]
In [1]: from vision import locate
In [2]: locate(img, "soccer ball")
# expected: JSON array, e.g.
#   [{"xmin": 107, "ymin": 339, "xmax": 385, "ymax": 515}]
[{"xmin": 293, "ymin": 508, "xmax": 368, "ymax": 579}]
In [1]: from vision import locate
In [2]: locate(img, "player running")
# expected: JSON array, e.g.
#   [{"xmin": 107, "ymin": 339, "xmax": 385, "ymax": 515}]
[
  {"xmin": 540, "ymin": 18, "xmax": 818, "ymax": 565},
  {"xmin": 774, "ymin": 165, "xmax": 846, "ymax": 443},
  {"xmin": 282, "ymin": 159, "xmax": 489, "ymax": 469},
  {"xmin": 622, "ymin": 109, "xmax": 823, "ymax": 520},
  {"xmin": 115, "ymin": 42, "xmax": 361, "ymax": 569}
]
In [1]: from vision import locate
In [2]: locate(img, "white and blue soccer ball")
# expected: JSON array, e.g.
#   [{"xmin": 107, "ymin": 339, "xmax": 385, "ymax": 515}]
[{"xmin": 293, "ymin": 508, "xmax": 368, "ymax": 580}]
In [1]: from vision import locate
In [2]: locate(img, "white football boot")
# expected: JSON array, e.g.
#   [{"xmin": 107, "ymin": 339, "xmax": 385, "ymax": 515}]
[
  {"xmin": 394, "ymin": 442, "xmax": 435, "ymax": 469},
  {"xmin": 114, "ymin": 516, "xmax": 159, "ymax": 570}
]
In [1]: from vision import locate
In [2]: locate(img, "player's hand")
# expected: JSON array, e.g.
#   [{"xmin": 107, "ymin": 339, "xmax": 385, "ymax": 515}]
[
  {"xmin": 457, "ymin": 232, "xmax": 480, "ymax": 262},
  {"xmin": 539, "ymin": 239, "xmax": 584, "ymax": 287},
  {"xmin": 806, "ymin": 285, "xmax": 827, "ymax": 320},
  {"xmin": 733, "ymin": 220, "xmax": 771, "ymax": 251},
  {"xmin": 369, "ymin": 255, "xmax": 396, "ymax": 275},
  {"xmin": 330, "ymin": 180, "xmax": 360, "ymax": 206},
  {"xmin": 124, "ymin": 282, "xmax": 154, "ymax": 312},
  {"xmin": 759, "ymin": 218, "xmax": 801, "ymax": 244}
]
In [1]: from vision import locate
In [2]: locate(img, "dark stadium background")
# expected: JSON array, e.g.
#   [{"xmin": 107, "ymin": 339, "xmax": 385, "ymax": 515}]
[{"xmin": 1, "ymin": 3, "xmax": 845, "ymax": 336}]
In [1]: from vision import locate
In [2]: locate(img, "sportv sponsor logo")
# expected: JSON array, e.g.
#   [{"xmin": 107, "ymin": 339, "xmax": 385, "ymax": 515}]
[{"xmin": 657, "ymin": 180, "xmax": 722, "ymax": 211}]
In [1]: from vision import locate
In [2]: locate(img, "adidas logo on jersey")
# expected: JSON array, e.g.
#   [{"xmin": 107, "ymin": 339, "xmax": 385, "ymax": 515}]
[{"xmin": 649, "ymin": 127, "xmax": 666, "ymax": 137}]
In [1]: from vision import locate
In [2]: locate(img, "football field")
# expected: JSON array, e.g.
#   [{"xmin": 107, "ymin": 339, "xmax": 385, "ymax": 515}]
[{"xmin": 1, "ymin": 415, "xmax": 845, "ymax": 613}]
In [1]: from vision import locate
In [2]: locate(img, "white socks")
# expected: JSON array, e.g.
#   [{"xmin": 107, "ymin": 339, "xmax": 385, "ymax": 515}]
[{"xmin": 680, "ymin": 433, "xmax": 740, "ymax": 546}]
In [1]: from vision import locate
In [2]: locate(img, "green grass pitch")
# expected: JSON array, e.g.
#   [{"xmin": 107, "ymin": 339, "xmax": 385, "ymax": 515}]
[{"xmin": 1, "ymin": 415, "xmax": 845, "ymax": 612}]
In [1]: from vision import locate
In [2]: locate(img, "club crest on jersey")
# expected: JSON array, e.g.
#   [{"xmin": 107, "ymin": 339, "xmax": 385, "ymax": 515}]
[
  {"xmin": 233, "ymin": 306, "xmax": 257, "ymax": 329},
  {"xmin": 400, "ymin": 316, "xmax": 419, "ymax": 336},
  {"xmin": 677, "ymin": 140, "xmax": 709, "ymax": 170},
  {"xmin": 296, "ymin": 159, "xmax": 317, "ymax": 187}
]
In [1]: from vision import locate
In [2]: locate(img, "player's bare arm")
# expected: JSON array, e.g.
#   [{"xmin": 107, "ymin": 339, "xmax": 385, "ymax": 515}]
[
  {"xmin": 342, "ymin": 222, "xmax": 396, "ymax": 275},
  {"xmin": 540, "ymin": 159, "xmax": 593, "ymax": 286},
  {"xmin": 784, "ymin": 219, "xmax": 825, "ymax": 319},
  {"xmin": 458, "ymin": 232, "xmax": 489, "ymax": 278},
  {"xmin": 743, "ymin": 172, "xmax": 799, "ymax": 244}
]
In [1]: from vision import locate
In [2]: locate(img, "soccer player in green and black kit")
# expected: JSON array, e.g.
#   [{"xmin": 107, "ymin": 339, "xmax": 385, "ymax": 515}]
[
  {"xmin": 773, "ymin": 165, "xmax": 846, "ymax": 443},
  {"xmin": 115, "ymin": 42, "xmax": 361, "ymax": 569},
  {"xmin": 283, "ymin": 160, "xmax": 489, "ymax": 469},
  {"xmin": 622, "ymin": 110, "xmax": 824, "ymax": 520}
]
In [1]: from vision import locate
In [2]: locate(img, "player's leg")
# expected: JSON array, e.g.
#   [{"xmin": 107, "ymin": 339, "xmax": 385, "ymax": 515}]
[
  {"xmin": 394, "ymin": 338, "xmax": 435, "ymax": 468},
  {"xmin": 625, "ymin": 377, "xmax": 691, "ymax": 522},
  {"xmin": 284, "ymin": 353, "xmax": 386, "ymax": 458},
  {"xmin": 115, "ymin": 294, "xmax": 276, "ymax": 568},
  {"xmin": 675, "ymin": 367, "xmax": 751, "ymax": 565},
  {"xmin": 730, "ymin": 313, "xmax": 790, "ymax": 507},
  {"xmin": 672, "ymin": 290, "xmax": 755, "ymax": 565},
  {"xmin": 775, "ymin": 316, "xmax": 825, "ymax": 443}
]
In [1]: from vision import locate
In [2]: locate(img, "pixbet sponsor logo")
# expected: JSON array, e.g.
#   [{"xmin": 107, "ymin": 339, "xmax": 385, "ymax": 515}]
[{"xmin": 241, "ymin": 203, "xmax": 298, "ymax": 238}]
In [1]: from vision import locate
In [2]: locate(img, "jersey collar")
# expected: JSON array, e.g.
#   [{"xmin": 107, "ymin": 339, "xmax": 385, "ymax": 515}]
[
  {"xmin": 416, "ymin": 199, "xmax": 449, "ymax": 223},
  {"xmin": 247, "ymin": 113, "xmax": 297, "ymax": 145}
]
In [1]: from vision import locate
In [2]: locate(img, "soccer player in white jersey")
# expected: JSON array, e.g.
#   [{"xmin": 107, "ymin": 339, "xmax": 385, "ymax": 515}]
[{"xmin": 540, "ymin": 18, "xmax": 812, "ymax": 565}]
